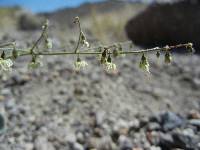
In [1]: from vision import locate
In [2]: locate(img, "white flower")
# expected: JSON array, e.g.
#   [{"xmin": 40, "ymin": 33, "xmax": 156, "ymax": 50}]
[
  {"xmin": 84, "ymin": 41, "xmax": 90, "ymax": 48},
  {"xmin": 0, "ymin": 58, "xmax": 13, "ymax": 71},
  {"xmin": 46, "ymin": 38, "xmax": 53, "ymax": 49},
  {"xmin": 104, "ymin": 62, "xmax": 117, "ymax": 73},
  {"xmin": 74, "ymin": 59, "xmax": 88, "ymax": 71}
]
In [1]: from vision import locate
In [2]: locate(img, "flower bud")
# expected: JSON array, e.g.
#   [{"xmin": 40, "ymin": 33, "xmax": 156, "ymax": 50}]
[
  {"xmin": 12, "ymin": 49, "xmax": 18, "ymax": 59},
  {"xmin": 28, "ymin": 55, "xmax": 43, "ymax": 69},
  {"xmin": 42, "ymin": 19, "xmax": 49, "ymax": 29},
  {"xmin": 80, "ymin": 32, "xmax": 86, "ymax": 42},
  {"xmin": 186, "ymin": 43, "xmax": 195, "ymax": 53},
  {"xmin": 100, "ymin": 57, "xmax": 107, "ymax": 64},
  {"xmin": 74, "ymin": 16, "xmax": 79, "ymax": 24},
  {"xmin": 139, "ymin": 54, "xmax": 150, "ymax": 73},
  {"xmin": 102, "ymin": 49, "xmax": 107, "ymax": 58},
  {"xmin": 80, "ymin": 32, "xmax": 89, "ymax": 47},
  {"xmin": 1, "ymin": 51, "xmax": 5, "ymax": 59},
  {"xmin": 100, "ymin": 49, "xmax": 107, "ymax": 64},
  {"xmin": 28, "ymin": 61, "xmax": 41, "ymax": 69},
  {"xmin": 113, "ymin": 49, "xmax": 119, "ymax": 58},
  {"xmin": 107, "ymin": 54, "xmax": 112, "ymax": 63},
  {"xmin": 76, "ymin": 56, "xmax": 81, "ymax": 62},
  {"xmin": 164, "ymin": 52, "xmax": 172, "ymax": 64},
  {"xmin": 156, "ymin": 51, "xmax": 160, "ymax": 58},
  {"xmin": 118, "ymin": 44, "xmax": 125, "ymax": 57}
]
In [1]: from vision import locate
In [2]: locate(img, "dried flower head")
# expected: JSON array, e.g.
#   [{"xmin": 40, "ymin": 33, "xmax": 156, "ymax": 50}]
[
  {"xmin": 74, "ymin": 57, "xmax": 88, "ymax": 71},
  {"xmin": 0, "ymin": 58, "xmax": 13, "ymax": 71},
  {"xmin": 139, "ymin": 54, "xmax": 150, "ymax": 73}
]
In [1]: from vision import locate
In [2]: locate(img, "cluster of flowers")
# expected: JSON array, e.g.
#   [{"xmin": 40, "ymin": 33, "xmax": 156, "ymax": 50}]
[
  {"xmin": 139, "ymin": 47, "xmax": 173, "ymax": 74},
  {"xmin": 0, "ymin": 58, "xmax": 13, "ymax": 71}
]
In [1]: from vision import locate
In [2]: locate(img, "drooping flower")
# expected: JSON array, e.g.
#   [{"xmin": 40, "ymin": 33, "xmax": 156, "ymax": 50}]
[
  {"xmin": 45, "ymin": 38, "xmax": 53, "ymax": 49},
  {"xmin": 139, "ymin": 54, "xmax": 150, "ymax": 73},
  {"xmin": 104, "ymin": 62, "xmax": 117, "ymax": 73},
  {"xmin": 28, "ymin": 55, "xmax": 43, "ymax": 69},
  {"xmin": 74, "ymin": 57, "xmax": 88, "ymax": 71},
  {"xmin": 28, "ymin": 61, "xmax": 42, "ymax": 69},
  {"xmin": 164, "ymin": 52, "xmax": 172, "ymax": 64},
  {"xmin": 0, "ymin": 58, "xmax": 13, "ymax": 71},
  {"xmin": 103, "ymin": 54, "xmax": 117, "ymax": 73},
  {"xmin": 112, "ymin": 49, "xmax": 120, "ymax": 58},
  {"xmin": 80, "ymin": 31, "xmax": 90, "ymax": 47},
  {"xmin": 186, "ymin": 43, "xmax": 195, "ymax": 53},
  {"xmin": 100, "ymin": 49, "xmax": 107, "ymax": 64},
  {"xmin": 156, "ymin": 51, "xmax": 160, "ymax": 59},
  {"xmin": 12, "ymin": 49, "xmax": 18, "ymax": 59}
]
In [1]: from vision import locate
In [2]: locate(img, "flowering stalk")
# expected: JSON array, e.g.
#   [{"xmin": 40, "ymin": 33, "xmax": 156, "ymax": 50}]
[
  {"xmin": 3, "ymin": 43, "xmax": 192, "ymax": 58},
  {"xmin": 0, "ymin": 16, "xmax": 195, "ymax": 72}
]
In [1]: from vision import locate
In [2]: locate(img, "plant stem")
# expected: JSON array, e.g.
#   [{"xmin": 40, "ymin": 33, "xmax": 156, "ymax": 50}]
[
  {"xmin": 29, "ymin": 21, "xmax": 48, "ymax": 54},
  {"xmin": 74, "ymin": 19, "xmax": 82, "ymax": 54},
  {"xmin": 4, "ymin": 43, "xmax": 192, "ymax": 59},
  {"xmin": 37, "ymin": 43, "xmax": 191, "ymax": 55}
]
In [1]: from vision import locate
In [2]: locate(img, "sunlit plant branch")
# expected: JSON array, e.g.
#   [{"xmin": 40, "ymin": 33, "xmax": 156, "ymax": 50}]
[{"xmin": 0, "ymin": 16, "xmax": 195, "ymax": 73}]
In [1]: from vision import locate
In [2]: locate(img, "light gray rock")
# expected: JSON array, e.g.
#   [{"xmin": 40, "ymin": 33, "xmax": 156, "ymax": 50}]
[
  {"xmin": 73, "ymin": 142, "xmax": 84, "ymax": 150},
  {"xmin": 189, "ymin": 119, "xmax": 200, "ymax": 128},
  {"xmin": 118, "ymin": 135, "xmax": 133, "ymax": 150},
  {"xmin": 97, "ymin": 136, "xmax": 116, "ymax": 150},
  {"xmin": 34, "ymin": 136, "xmax": 55, "ymax": 150}
]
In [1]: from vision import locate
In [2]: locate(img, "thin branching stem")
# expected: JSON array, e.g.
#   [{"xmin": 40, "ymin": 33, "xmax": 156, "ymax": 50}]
[
  {"xmin": 0, "ymin": 16, "xmax": 194, "ymax": 73},
  {"xmin": 29, "ymin": 20, "xmax": 48, "ymax": 54},
  {"xmin": 3, "ymin": 43, "xmax": 191, "ymax": 60},
  {"xmin": 74, "ymin": 18, "xmax": 82, "ymax": 54}
]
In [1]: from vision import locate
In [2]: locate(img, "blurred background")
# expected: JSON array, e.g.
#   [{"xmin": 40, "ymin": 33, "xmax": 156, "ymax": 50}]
[{"xmin": 0, "ymin": 0, "xmax": 200, "ymax": 150}]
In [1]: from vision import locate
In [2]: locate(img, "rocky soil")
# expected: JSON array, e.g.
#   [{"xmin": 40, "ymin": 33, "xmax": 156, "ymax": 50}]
[{"xmin": 0, "ymin": 1, "xmax": 200, "ymax": 150}]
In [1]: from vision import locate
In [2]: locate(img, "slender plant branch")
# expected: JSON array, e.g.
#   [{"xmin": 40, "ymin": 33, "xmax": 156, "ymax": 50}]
[
  {"xmin": 0, "ymin": 16, "xmax": 194, "ymax": 73},
  {"xmin": 29, "ymin": 20, "xmax": 49, "ymax": 54},
  {"xmin": 3, "ymin": 43, "xmax": 192, "ymax": 59},
  {"xmin": 74, "ymin": 17, "xmax": 82, "ymax": 54}
]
